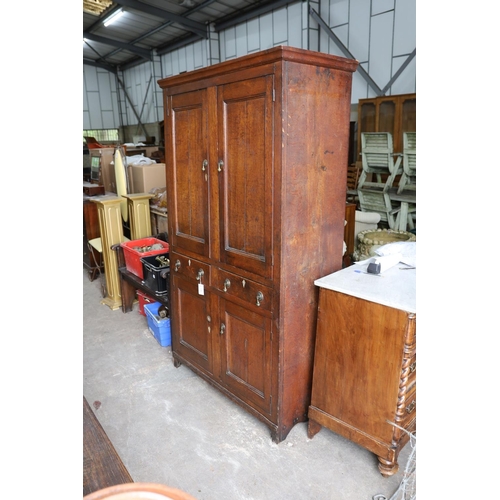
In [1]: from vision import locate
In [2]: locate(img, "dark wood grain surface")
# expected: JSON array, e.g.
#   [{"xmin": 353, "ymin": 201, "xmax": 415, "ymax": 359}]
[
  {"xmin": 159, "ymin": 46, "xmax": 358, "ymax": 443},
  {"xmin": 83, "ymin": 396, "xmax": 133, "ymax": 496}
]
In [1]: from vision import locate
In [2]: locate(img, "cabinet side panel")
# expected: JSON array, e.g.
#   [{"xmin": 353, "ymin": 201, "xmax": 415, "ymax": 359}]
[
  {"xmin": 310, "ymin": 290, "xmax": 409, "ymax": 443},
  {"xmin": 278, "ymin": 60, "xmax": 355, "ymax": 428}
]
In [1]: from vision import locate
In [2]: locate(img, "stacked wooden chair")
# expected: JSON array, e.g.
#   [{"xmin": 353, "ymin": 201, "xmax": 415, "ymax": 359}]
[
  {"xmin": 346, "ymin": 162, "xmax": 361, "ymax": 204},
  {"xmin": 357, "ymin": 132, "xmax": 403, "ymax": 229},
  {"xmin": 397, "ymin": 132, "xmax": 416, "ymax": 194}
]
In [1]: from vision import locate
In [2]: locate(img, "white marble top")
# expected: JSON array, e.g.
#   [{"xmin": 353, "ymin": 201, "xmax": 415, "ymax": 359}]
[{"xmin": 314, "ymin": 263, "xmax": 416, "ymax": 313}]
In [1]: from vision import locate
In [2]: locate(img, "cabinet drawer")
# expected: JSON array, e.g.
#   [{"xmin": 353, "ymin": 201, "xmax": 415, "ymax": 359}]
[
  {"xmin": 214, "ymin": 268, "xmax": 273, "ymax": 312},
  {"xmin": 398, "ymin": 386, "xmax": 416, "ymax": 429},
  {"xmin": 170, "ymin": 252, "xmax": 211, "ymax": 285}
]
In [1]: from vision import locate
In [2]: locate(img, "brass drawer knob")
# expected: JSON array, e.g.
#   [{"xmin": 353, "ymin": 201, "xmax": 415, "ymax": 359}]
[{"xmin": 405, "ymin": 400, "xmax": 416, "ymax": 414}]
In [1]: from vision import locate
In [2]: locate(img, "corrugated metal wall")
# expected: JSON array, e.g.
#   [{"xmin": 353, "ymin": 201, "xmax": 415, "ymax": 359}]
[{"xmin": 83, "ymin": 0, "xmax": 416, "ymax": 131}]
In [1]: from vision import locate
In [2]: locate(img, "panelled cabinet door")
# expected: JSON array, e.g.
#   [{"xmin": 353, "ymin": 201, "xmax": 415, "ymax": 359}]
[
  {"xmin": 167, "ymin": 89, "xmax": 211, "ymax": 257},
  {"xmin": 171, "ymin": 274, "xmax": 215, "ymax": 377},
  {"xmin": 219, "ymin": 298, "xmax": 274, "ymax": 419},
  {"xmin": 217, "ymin": 75, "xmax": 274, "ymax": 280}
]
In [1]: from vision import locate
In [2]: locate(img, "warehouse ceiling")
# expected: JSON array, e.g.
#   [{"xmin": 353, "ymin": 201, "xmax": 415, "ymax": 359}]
[{"xmin": 83, "ymin": 0, "xmax": 296, "ymax": 73}]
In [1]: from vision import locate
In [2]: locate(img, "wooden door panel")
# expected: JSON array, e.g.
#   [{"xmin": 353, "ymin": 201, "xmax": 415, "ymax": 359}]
[
  {"xmin": 310, "ymin": 290, "xmax": 408, "ymax": 442},
  {"xmin": 171, "ymin": 274, "xmax": 214, "ymax": 376},
  {"xmin": 378, "ymin": 100, "xmax": 396, "ymax": 137},
  {"xmin": 220, "ymin": 299, "xmax": 273, "ymax": 417},
  {"xmin": 168, "ymin": 90, "xmax": 210, "ymax": 257},
  {"xmin": 218, "ymin": 76, "xmax": 274, "ymax": 279}
]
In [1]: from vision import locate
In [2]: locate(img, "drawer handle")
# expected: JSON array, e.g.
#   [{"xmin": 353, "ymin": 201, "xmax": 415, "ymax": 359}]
[
  {"xmin": 202, "ymin": 159, "xmax": 208, "ymax": 172},
  {"xmin": 196, "ymin": 269, "xmax": 204, "ymax": 281},
  {"xmin": 217, "ymin": 160, "xmax": 224, "ymax": 172},
  {"xmin": 219, "ymin": 323, "xmax": 225, "ymax": 335},
  {"xmin": 256, "ymin": 291, "xmax": 264, "ymax": 307},
  {"xmin": 405, "ymin": 400, "xmax": 416, "ymax": 414},
  {"xmin": 409, "ymin": 361, "xmax": 416, "ymax": 373},
  {"xmin": 223, "ymin": 278, "xmax": 231, "ymax": 292},
  {"xmin": 174, "ymin": 260, "xmax": 181, "ymax": 272}
]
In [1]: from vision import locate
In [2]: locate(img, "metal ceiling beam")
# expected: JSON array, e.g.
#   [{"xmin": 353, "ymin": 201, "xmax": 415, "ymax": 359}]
[
  {"xmin": 116, "ymin": 74, "xmax": 149, "ymax": 137},
  {"xmin": 99, "ymin": 1, "xmax": 216, "ymax": 65},
  {"xmin": 214, "ymin": 0, "xmax": 297, "ymax": 31},
  {"xmin": 309, "ymin": 7, "xmax": 383, "ymax": 96},
  {"xmin": 84, "ymin": 31, "xmax": 152, "ymax": 60},
  {"xmin": 113, "ymin": 0, "xmax": 207, "ymax": 38},
  {"xmin": 381, "ymin": 48, "xmax": 416, "ymax": 95},
  {"xmin": 83, "ymin": 58, "xmax": 118, "ymax": 74}
]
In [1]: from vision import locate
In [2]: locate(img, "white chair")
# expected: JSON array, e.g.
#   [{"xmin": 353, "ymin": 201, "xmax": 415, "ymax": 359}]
[
  {"xmin": 397, "ymin": 132, "xmax": 416, "ymax": 194},
  {"xmin": 357, "ymin": 132, "xmax": 404, "ymax": 228},
  {"xmin": 357, "ymin": 132, "xmax": 402, "ymax": 191}
]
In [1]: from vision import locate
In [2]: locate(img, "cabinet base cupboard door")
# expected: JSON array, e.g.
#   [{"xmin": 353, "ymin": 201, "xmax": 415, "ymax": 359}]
[
  {"xmin": 159, "ymin": 46, "xmax": 358, "ymax": 443},
  {"xmin": 171, "ymin": 274, "xmax": 214, "ymax": 377}
]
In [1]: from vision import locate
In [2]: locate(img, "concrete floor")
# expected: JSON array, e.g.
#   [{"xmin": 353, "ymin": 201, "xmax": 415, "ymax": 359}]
[{"xmin": 83, "ymin": 269, "xmax": 413, "ymax": 500}]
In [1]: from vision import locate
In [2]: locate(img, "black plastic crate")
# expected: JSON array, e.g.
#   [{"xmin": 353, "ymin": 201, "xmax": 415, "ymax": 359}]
[{"xmin": 140, "ymin": 253, "xmax": 170, "ymax": 296}]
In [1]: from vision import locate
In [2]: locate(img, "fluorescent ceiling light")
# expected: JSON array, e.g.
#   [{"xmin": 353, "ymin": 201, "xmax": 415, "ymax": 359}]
[{"xmin": 103, "ymin": 9, "xmax": 124, "ymax": 27}]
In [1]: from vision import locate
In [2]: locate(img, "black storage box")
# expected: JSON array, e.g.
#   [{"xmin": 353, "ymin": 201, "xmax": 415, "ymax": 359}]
[{"xmin": 140, "ymin": 253, "xmax": 170, "ymax": 296}]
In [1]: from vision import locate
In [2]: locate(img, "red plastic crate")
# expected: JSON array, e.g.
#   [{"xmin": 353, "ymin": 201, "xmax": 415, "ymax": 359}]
[
  {"xmin": 121, "ymin": 238, "xmax": 169, "ymax": 279},
  {"xmin": 137, "ymin": 290, "xmax": 157, "ymax": 316}
]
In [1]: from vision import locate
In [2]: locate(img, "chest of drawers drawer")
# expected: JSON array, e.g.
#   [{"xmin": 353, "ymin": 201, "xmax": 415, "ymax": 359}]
[
  {"xmin": 213, "ymin": 268, "xmax": 273, "ymax": 312},
  {"xmin": 170, "ymin": 252, "xmax": 211, "ymax": 285}
]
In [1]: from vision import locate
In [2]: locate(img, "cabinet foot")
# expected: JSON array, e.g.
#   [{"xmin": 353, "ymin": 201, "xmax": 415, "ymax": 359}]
[
  {"xmin": 173, "ymin": 358, "xmax": 181, "ymax": 368},
  {"xmin": 377, "ymin": 456, "xmax": 399, "ymax": 477},
  {"xmin": 307, "ymin": 419, "xmax": 322, "ymax": 439}
]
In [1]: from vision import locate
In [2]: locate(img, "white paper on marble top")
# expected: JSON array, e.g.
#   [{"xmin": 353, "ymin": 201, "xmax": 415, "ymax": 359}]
[{"xmin": 314, "ymin": 263, "xmax": 416, "ymax": 313}]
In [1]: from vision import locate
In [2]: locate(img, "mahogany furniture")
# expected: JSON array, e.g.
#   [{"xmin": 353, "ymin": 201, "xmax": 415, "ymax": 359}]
[
  {"xmin": 158, "ymin": 46, "xmax": 358, "ymax": 443},
  {"xmin": 83, "ymin": 396, "xmax": 133, "ymax": 496},
  {"xmin": 307, "ymin": 264, "xmax": 416, "ymax": 476},
  {"xmin": 84, "ymin": 183, "xmax": 106, "ymax": 196},
  {"xmin": 356, "ymin": 93, "xmax": 416, "ymax": 158},
  {"xmin": 84, "ymin": 195, "xmax": 102, "ymax": 281}
]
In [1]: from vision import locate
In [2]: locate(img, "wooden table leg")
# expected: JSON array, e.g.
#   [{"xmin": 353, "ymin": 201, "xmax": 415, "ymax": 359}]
[{"xmin": 119, "ymin": 274, "xmax": 136, "ymax": 313}]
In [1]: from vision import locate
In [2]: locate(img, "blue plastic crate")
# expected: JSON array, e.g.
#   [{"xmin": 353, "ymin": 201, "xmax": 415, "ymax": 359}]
[{"xmin": 144, "ymin": 302, "xmax": 171, "ymax": 347}]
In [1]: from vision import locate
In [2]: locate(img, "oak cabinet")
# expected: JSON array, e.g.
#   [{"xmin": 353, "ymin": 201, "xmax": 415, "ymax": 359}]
[{"xmin": 159, "ymin": 46, "xmax": 358, "ymax": 442}]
